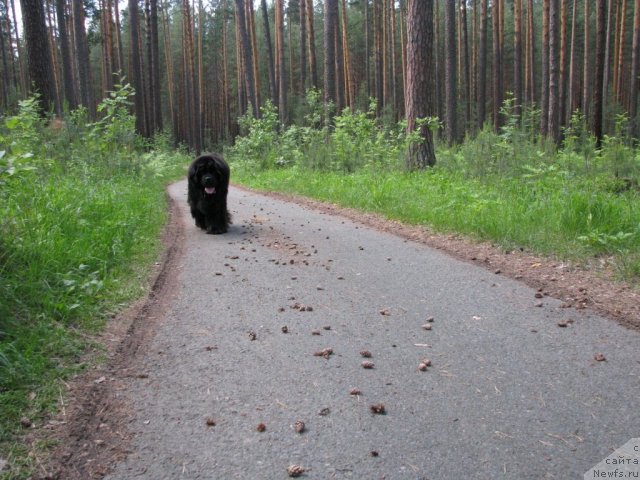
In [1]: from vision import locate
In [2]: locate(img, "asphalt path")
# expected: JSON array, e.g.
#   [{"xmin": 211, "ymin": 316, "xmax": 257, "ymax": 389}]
[{"xmin": 105, "ymin": 179, "xmax": 640, "ymax": 480}]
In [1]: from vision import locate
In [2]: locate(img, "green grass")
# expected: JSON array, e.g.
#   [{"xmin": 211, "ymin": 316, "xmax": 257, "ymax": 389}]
[
  {"xmin": 232, "ymin": 166, "xmax": 639, "ymax": 279},
  {"xmin": 226, "ymin": 100, "xmax": 640, "ymax": 282},
  {"xmin": 0, "ymin": 93, "xmax": 190, "ymax": 478}
]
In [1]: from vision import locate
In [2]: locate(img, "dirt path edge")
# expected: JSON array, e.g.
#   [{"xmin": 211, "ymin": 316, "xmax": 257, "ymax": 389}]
[{"xmin": 34, "ymin": 188, "xmax": 186, "ymax": 480}]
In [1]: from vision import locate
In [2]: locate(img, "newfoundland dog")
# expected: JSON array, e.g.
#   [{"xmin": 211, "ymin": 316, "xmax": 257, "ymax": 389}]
[{"xmin": 187, "ymin": 153, "xmax": 231, "ymax": 234}]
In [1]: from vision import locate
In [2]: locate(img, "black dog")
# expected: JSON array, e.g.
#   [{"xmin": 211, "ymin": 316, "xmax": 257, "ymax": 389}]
[{"xmin": 187, "ymin": 153, "xmax": 231, "ymax": 234}]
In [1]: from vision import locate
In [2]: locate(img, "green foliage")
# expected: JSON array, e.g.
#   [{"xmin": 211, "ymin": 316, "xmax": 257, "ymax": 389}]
[
  {"xmin": 227, "ymin": 94, "xmax": 422, "ymax": 174},
  {"xmin": 0, "ymin": 91, "xmax": 188, "ymax": 476},
  {"xmin": 229, "ymin": 96, "xmax": 640, "ymax": 282}
]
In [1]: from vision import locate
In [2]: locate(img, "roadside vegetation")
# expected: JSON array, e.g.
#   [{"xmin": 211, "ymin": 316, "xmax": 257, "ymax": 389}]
[
  {"xmin": 0, "ymin": 85, "xmax": 189, "ymax": 477},
  {"xmin": 227, "ymin": 92, "xmax": 640, "ymax": 282}
]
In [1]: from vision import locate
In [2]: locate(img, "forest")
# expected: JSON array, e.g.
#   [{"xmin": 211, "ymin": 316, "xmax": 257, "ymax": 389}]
[
  {"xmin": 1, "ymin": 0, "xmax": 639, "ymax": 150},
  {"xmin": 1, "ymin": 1, "xmax": 640, "ymax": 476}
]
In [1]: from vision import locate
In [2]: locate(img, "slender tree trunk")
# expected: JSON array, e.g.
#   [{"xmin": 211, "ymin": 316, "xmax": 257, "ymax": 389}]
[
  {"xmin": 477, "ymin": 0, "xmax": 487, "ymax": 127},
  {"xmin": 340, "ymin": 0, "xmax": 353, "ymax": 110},
  {"xmin": 300, "ymin": 0, "xmax": 307, "ymax": 92},
  {"xmin": 113, "ymin": 0, "xmax": 124, "ymax": 72},
  {"xmin": 514, "ymin": 0, "xmax": 523, "ymax": 117},
  {"xmin": 593, "ymin": 0, "xmax": 606, "ymax": 145},
  {"xmin": 20, "ymin": 0, "xmax": 56, "ymax": 115},
  {"xmin": 568, "ymin": 0, "xmax": 578, "ymax": 121},
  {"xmin": 236, "ymin": 0, "xmax": 258, "ymax": 118},
  {"xmin": 583, "ymin": 0, "xmax": 591, "ymax": 118},
  {"xmin": 616, "ymin": 0, "xmax": 627, "ymax": 104},
  {"xmin": 306, "ymin": 0, "xmax": 318, "ymax": 89},
  {"xmin": 324, "ymin": 0, "xmax": 338, "ymax": 117},
  {"xmin": 334, "ymin": 8, "xmax": 345, "ymax": 112},
  {"xmin": 275, "ymin": 0, "xmax": 286, "ymax": 122},
  {"xmin": 603, "ymin": 0, "xmax": 614, "ymax": 116},
  {"xmin": 73, "ymin": 0, "xmax": 93, "ymax": 116},
  {"xmin": 526, "ymin": 0, "xmax": 535, "ymax": 105},
  {"xmin": 444, "ymin": 0, "xmax": 457, "ymax": 143},
  {"xmin": 389, "ymin": 0, "xmax": 397, "ymax": 118},
  {"xmin": 150, "ymin": 0, "xmax": 162, "ymax": 131},
  {"xmin": 373, "ymin": 0, "xmax": 382, "ymax": 115},
  {"xmin": 629, "ymin": 0, "xmax": 640, "ymax": 136},
  {"xmin": 540, "ymin": 0, "xmax": 550, "ymax": 136},
  {"xmin": 247, "ymin": 0, "xmax": 261, "ymax": 110},
  {"xmin": 364, "ymin": 0, "xmax": 370, "ymax": 98},
  {"xmin": 405, "ymin": 0, "xmax": 435, "ymax": 168},
  {"xmin": 460, "ymin": 0, "xmax": 471, "ymax": 130},
  {"xmin": 559, "ymin": 0, "xmax": 568, "ymax": 127},
  {"xmin": 45, "ymin": 0, "xmax": 62, "ymax": 114},
  {"xmin": 548, "ymin": 0, "xmax": 560, "ymax": 143},
  {"xmin": 161, "ymin": 0, "xmax": 175, "ymax": 136},
  {"xmin": 260, "ymin": 0, "xmax": 277, "ymax": 104},
  {"xmin": 129, "ymin": 0, "xmax": 145, "ymax": 134},
  {"xmin": 492, "ymin": 0, "xmax": 502, "ymax": 130},
  {"xmin": 56, "ymin": 0, "xmax": 76, "ymax": 109}
]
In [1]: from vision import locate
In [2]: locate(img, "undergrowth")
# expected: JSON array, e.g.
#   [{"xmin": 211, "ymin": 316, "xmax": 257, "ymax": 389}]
[
  {"xmin": 226, "ymin": 92, "xmax": 640, "ymax": 281},
  {"xmin": 0, "ymin": 86, "xmax": 189, "ymax": 478}
]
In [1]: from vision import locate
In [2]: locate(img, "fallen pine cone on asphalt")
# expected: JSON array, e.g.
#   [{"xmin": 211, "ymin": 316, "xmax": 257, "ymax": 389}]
[
  {"xmin": 361, "ymin": 361, "xmax": 375, "ymax": 369},
  {"xmin": 256, "ymin": 423, "xmax": 266, "ymax": 432},
  {"xmin": 294, "ymin": 420, "xmax": 305, "ymax": 433},
  {"xmin": 370, "ymin": 403, "xmax": 386, "ymax": 414},
  {"xmin": 287, "ymin": 465, "xmax": 306, "ymax": 477},
  {"xmin": 313, "ymin": 348, "xmax": 333, "ymax": 359},
  {"xmin": 360, "ymin": 350, "xmax": 372, "ymax": 358}
]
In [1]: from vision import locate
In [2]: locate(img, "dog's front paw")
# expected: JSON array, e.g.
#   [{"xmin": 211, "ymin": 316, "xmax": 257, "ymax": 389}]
[{"xmin": 206, "ymin": 226, "xmax": 227, "ymax": 235}]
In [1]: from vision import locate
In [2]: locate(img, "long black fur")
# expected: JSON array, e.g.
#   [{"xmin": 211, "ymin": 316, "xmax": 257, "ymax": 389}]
[{"xmin": 187, "ymin": 153, "xmax": 231, "ymax": 234}]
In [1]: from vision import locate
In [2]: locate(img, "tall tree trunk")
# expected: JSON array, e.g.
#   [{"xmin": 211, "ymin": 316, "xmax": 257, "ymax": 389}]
[
  {"xmin": 492, "ymin": 0, "xmax": 502, "ymax": 130},
  {"xmin": 20, "ymin": 0, "xmax": 56, "ymax": 114},
  {"xmin": 235, "ymin": 0, "xmax": 258, "ymax": 118},
  {"xmin": 444, "ymin": 0, "xmax": 457, "ymax": 143},
  {"xmin": 55, "ymin": 0, "xmax": 76, "ymax": 109},
  {"xmin": 526, "ymin": 0, "xmax": 535, "ymax": 104},
  {"xmin": 73, "ymin": 0, "xmax": 93, "ymax": 116},
  {"xmin": 593, "ymin": 0, "xmax": 606, "ymax": 145},
  {"xmin": 603, "ymin": 0, "xmax": 614, "ymax": 117},
  {"xmin": 247, "ymin": 0, "xmax": 261, "ymax": 111},
  {"xmin": 129, "ymin": 0, "xmax": 146, "ymax": 135},
  {"xmin": 615, "ymin": 0, "xmax": 627, "ymax": 104},
  {"xmin": 306, "ymin": 0, "xmax": 318, "ymax": 89},
  {"xmin": 324, "ymin": 0, "xmax": 338, "ymax": 118},
  {"xmin": 373, "ymin": 0, "xmax": 382, "ymax": 115},
  {"xmin": 540, "ymin": 0, "xmax": 550, "ymax": 136},
  {"xmin": 568, "ymin": 0, "xmax": 578, "ymax": 121},
  {"xmin": 274, "ymin": 0, "xmax": 286, "ymax": 122},
  {"xmin": 460, "ymin": 0, "xmax": 471, "ymax": 130},
  {"xmin": 477, "ymin": 0, "xmax": 487, "ymax": 127},
  {"xmin": 334, "ymin": 8, "xmax": 345, "ymax": 112},
  {"xmin": 405, "ymin": 0, "xmax": 435, "ymax": 169},
  {"xmin": 102, "ymin": 0, "xmax": 115, "ymax": 93},
  {"xmin": 260, "ymin": 0, "xmax": 277, "ymax": 104},
  {"xmin": 559, "ymin": 0, "xmax": 568, "ymax": 127},
  {"xmin": 364, "ymin": 0, "xmax": 370, "ymax": 98},
  {"xmin": 629, "ymin": 0, "xmax": 640, "ymax": 136},
  {"xmin": 548, "ymin": 0, "xmax": 560, "ymax": 143},
  {"xmin": 340, "ymin": 0, "xmax": 353, "ymax": 110},
  {"xmin": 161, "ymin": 0, "xmax": 175, "ymax": 137},
  {"xmin": 150, "ymin": 0, "xmax": 162, "ymax": 131},
  {"xmin": 300, "ymin": 0, "xmax": 307, "ymax": 92},
  {"xmin": 514, "ymin": 0, "xmax": 523, "ymax": 117},
  {"xmin": 45, "ymin": 0, "xmax": 62, "ymax": 114},
  {"xmin": 583, "ymin": 0, "xmax": 591, "ymax": 119}
]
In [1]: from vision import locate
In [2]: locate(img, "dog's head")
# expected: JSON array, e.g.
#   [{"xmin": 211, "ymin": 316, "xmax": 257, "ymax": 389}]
[{"xmin": 189, "ymin": 154, "xmax": 229, "ymax": 197}]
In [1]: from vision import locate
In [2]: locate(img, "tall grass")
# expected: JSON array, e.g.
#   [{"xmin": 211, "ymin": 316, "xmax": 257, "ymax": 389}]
[
  {"xmin": 226, "ymin": 93, "xmax": 640, "ymax": 281},
  {"xmin": 0, "ymin": 87, "xmax": 189, "ymax": 476}
]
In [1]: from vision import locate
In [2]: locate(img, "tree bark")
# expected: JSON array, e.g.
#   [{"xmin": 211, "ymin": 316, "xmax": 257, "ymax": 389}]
[
  {"xmin": 629, "ymin": 0, "xmax": 640, "ymax": 136},
  {"xmin": 477, "ymin": 0, "xmax": 487, "ymax": 127},
  {"xmin": 444, "ymin": 0, "xmax": 457, "ymax": 143},
  {"xmin": 324, "ymin": 0, "xmax": 338, "ymax": 117},
  {"xmin": 405, "ymin": 0, "xmax": 435, "ymax": 169},
  {"xmin": 593, "ymin": 0, "xmax": 606, "ymax": 145},
  {"xmin": 260, "ymin": 0, "xmax": 277, "ymax": 104},
  {"xmin": 55, "ymin": 0, "xmax": 76, "ymax": 109},
  {"xmin": 73, "ymin": 0, "xmax": 93, "ymax": 116},
  {"xmin": 540, "ymin": 0, "xmax": 550, "ymax": 136},
  {"xmin": 548, "ymin": 0, "xmax": 560, "ymax": 143},
  {"xmin": 21, "ymin": 0, "xmax": 56, "ymax": 113}
]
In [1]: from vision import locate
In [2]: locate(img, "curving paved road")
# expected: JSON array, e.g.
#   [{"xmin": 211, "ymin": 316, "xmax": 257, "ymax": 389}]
[{"xmin": 104, "ymin": 179, "xmax": 640, "ymax": 480}]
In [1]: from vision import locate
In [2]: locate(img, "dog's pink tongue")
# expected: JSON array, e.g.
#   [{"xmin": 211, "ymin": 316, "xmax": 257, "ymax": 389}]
[{"xmin": 205, "ymin": 187, "xmax": 215, "ymax": 194}]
